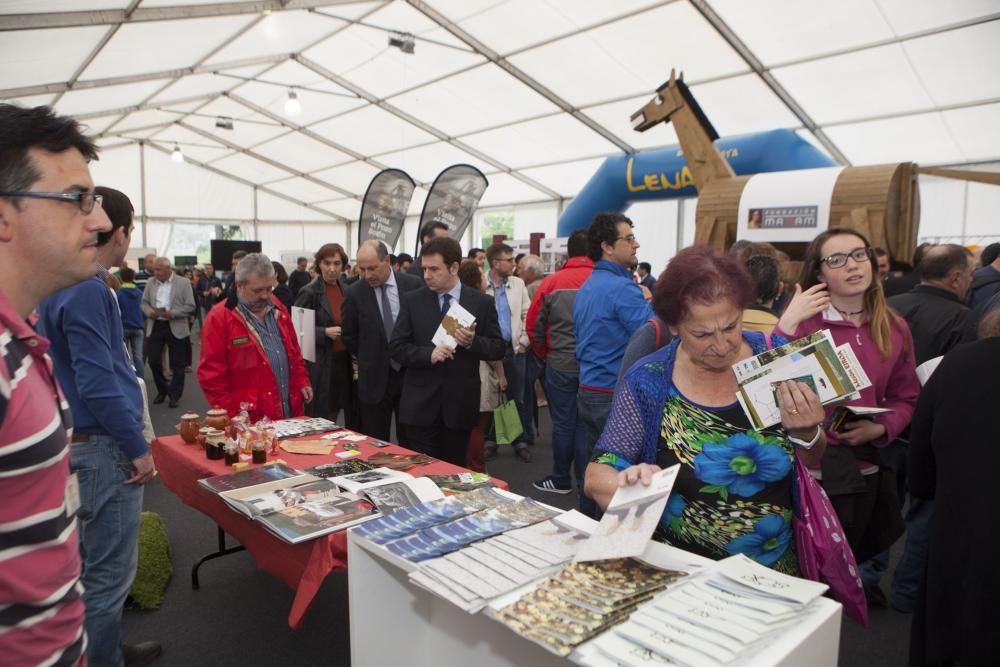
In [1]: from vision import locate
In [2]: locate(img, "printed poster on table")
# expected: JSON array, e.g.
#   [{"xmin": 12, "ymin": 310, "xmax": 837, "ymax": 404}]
[
  {"xmin": 416, "ymin": 164, "xmax": 488, "ymax": 251},
  {"xmin": 736, "ymin": 166, "xmax": 845, "ymax": 243},
  {"xmin": 358, "ymin": 168, "xmax": 415, "ymax": 250}
]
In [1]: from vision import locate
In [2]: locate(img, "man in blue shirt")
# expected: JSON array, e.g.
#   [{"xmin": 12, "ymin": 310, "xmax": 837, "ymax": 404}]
[
  {"xmin": 573, "ymin": 212, "xmax": 652, "ymax": 515},
  {"xmin": 38, "ymin": 187, "xmax": 160, "ymax": 667}
]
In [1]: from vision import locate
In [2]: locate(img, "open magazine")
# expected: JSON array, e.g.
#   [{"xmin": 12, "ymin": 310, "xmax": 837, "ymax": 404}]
[
  {"xmin": 198, "ymin": 469, "xmax": 381, "ymax": 544},
  {"xmin": 325, "ymin": 467, "xmax": 445, "ymax": 514},
  {"xmin": 733, "ymin": 330, "xmax": 874, "ymax": 430}
]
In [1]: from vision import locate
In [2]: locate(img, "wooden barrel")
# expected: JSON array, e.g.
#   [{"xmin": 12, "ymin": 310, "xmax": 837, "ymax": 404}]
[{"xmin": 693, "ymin": 163, "xmax": 919, "ymax": 261}]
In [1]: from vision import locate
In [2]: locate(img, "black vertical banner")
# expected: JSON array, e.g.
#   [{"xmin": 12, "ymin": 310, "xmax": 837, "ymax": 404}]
[
  {"xmin": 415, "ymin": 164, "xmax": 489, "ymax": 253},
  {"xmin": 358, "ymin": 168, "xmax": 416, "ymax": 249}
]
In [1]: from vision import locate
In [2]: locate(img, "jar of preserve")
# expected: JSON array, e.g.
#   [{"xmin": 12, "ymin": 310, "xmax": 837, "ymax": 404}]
[
  {"xmin": 223, "ymin": 439, "xmax": 239, "ymax": 466},
  {"xmin": 204, "ymin": 429, "xmax": 226, "ymax": 461},
  {"xmin": 252, "ymin": 437, "xmax": 267, "ymax": 464},
  {"xmin": 204, "ymin": 407, "xmax": 230, "ymax": 431},
  {"xmin": 177, "ymin": 413, "xmax": 201, "ymax": 444}
]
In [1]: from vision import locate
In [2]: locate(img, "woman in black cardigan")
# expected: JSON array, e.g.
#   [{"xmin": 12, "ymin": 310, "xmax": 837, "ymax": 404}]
[
  {"xmin": 293, "ymin": 243, "xmax": 354, "ymax": 426},
  {"xmin": 908, "ymin": 311, "xmax": 1000, "ymax": 666}
]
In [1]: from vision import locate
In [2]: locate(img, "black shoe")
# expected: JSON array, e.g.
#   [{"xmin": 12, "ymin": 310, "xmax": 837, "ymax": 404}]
[
  {"xmin": 168, "ymin": 399, "xmax": 180, "ymax": 408},
  {"xmin": 515, "ymin": 446, "xmax": 532, "ymax": 463},
  {"xmin": 123, "ymin": 641, "xmax": 163, "ymax": 667},
  {"xmin": 153, "ymin": 394, "xmax": 166, "ymax": 405}
]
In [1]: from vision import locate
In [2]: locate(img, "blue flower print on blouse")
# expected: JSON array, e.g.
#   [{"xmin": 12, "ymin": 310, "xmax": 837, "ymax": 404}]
[
  {"xmin": 663, "ymin": 493, "xmax": 686, "ymax": 533},
  {"xmin": 725, "ymin": 513, "xmax": 792, "ymax": 566},
  {"xmin": 693, "ymin": 432, "xmax": 791, "ymax": 499}
]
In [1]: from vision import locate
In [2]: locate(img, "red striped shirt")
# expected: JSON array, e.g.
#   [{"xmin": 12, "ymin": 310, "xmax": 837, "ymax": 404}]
[{"xmin": 0, "ymin": 290, "xmax": 85, "ymax": 666}]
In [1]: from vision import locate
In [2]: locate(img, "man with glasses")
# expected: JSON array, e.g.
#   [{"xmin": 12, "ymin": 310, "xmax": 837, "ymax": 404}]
[
  {"xmin": 38, "ymin": 186, "xmax": 161, "ymax": 667},
  {"xmin": 572, "ymin": 213, "xmax": 652, "ymax": 516},
  {"xmin": 0, "ymin": 103, "xmax": 109, "ymax": 666},
  {"xmin": 483, "ymin": 242, "xmax": 533, "ymax": 462}
]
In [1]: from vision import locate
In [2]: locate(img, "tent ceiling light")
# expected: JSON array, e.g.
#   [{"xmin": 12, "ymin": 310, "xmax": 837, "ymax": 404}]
[
  {"xmin": 215, "ymin": 116, "xmax": 234, "ymax": 130},
  {"xmin": 388, "ymin": 32, "xmax": 415, "ymax": 55},
  {"xmin": 284, "ymin": 89, "xmax": 301, "ymax": 117},
  {"xmin": 170, "ymin": 144, "xmax": 184, "ymax": 163}
]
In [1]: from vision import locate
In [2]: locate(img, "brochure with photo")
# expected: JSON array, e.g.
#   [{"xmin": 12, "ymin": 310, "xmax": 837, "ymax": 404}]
[
  {"xmin": 328, "ymin": 467, "xmax": 412, "ymax": 494},
  {"xmin": 304, "ymin": 459, "xmax": 376, "ymax": 478},
  {"xmin": 360, "ymin": 477, "xmax": 444, "ymax": 515},
  {"xmin": 217, "ymin": 476, "xmax": 339, "ymax": 519},
  {"xmin": 261, "ymin": 492, "xmax": 381, "ymax": 544},
  {"xmin": 574, "ymin": 465, "xmax": 679, "ymax": 563},
  {"xmin": 197, "ymin": 463, "xmax": 303, "ymax": 494},
  {"xmin": 431, "ymin": 301, "xmax": 476, "ymax": 351},
  {"xmin": 733, "ymin": 330, "xmax": 870, "ymax": 429}
]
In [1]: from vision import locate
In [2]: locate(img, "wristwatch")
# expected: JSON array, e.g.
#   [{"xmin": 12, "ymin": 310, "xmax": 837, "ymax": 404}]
[{"xmin": 788, "ymin": 425, "xmax": 823, "ymax": 450}]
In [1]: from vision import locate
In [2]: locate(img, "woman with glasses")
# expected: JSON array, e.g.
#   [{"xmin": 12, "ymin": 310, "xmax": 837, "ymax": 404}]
[{"xmin": 776, "ymin": 227, "xmax": 919, "ymax": 599}]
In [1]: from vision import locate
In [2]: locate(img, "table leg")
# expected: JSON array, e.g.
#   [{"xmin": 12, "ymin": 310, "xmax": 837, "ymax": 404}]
[{"xmin": 191, "ymin": 525, "xmax": 247, "ymax": 590}]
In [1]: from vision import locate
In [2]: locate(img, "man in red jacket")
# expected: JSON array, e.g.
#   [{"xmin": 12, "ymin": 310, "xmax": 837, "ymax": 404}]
[
  {"xmin": 198, "ymin": 253, "xmax": 312, "ymax": 421},
  {"xmin": 525, "ymin": 230, "xmax": 594, "ymax": 498}
]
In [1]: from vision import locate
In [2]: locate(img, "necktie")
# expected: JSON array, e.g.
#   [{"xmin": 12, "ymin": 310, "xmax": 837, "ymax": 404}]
[
  {"xmin": 440, "ymin": 293, "xmax": 452, "ymax": 317},
  {"xmin": 381, "ymin": 284, "xmax": 400, "ymax": 371}
]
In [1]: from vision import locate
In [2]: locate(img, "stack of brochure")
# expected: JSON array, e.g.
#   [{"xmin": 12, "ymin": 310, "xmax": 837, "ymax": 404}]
[
  {"xmin": 733, "ymin": 330, "xmax": 873, "ymax": 429},
  {"xmin": 496, "ymin": 558, "xmax": 687, "ymax": 657},
  {"xmin": 383, "ymin": 497, "xmax": 560, "ymax": 562},
  {"xmin": 580, "ymin": 554, "xmax": 829, "ymax": 667},
  {"xmin": 351, "ymin": 486, "xmax": 518, "ymax": 544},
  {"xmin": 408, "ymin": 511, "xmax": 595, "ymax": 613},
  {"xmin": 270, "ymin": 416, "xmax": 339, "ymax": 439}
]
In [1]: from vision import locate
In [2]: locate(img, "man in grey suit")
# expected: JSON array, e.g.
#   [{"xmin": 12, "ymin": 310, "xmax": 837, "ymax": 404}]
[{"xmin": 141, "ymin": 256, "xmax": 195, "ymax": 407}]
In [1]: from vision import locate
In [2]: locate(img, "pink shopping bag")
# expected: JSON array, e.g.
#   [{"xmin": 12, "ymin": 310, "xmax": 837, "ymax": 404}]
[{"xmin": 793, "ymin": 455, "xmax": 868, "ymax": 626}]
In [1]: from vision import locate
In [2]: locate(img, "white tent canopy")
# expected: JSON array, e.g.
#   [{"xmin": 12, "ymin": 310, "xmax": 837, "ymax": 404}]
[{"xmin": 3, "ymin": 0, "xmax": 999, "ymax": 269}]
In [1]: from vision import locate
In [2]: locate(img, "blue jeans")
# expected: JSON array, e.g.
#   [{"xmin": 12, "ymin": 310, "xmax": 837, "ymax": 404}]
[
  {"xmin": 71, "ymin": 436, "xmax": 144, "ymax": 667},
  {"xmin": 576, "ymin": 387, "xmax": 615, "ymax": 517},
  {"xmin": 890, "ymin": 496, "xmax": 932, "ymax": 610},
  {"xmin": 123, "ymin": 328, "xmax": 144, "ymax": 376},
  {"xmin": 543, "ymin": 366, "xmax": 588, "ymax": 489}
]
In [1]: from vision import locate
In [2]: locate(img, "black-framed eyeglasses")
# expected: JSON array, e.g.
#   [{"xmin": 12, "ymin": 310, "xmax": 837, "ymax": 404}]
[
  {"xmin": 821, "ymin": 246, "xmax": 872, "ymax": 269},
  {"xmin": 0, "ymin": 191, "xmax": 103, "ymax": 214},
  {"xmin": 616, "ymin": 235, "xmax": 637, "ymax": 244}
]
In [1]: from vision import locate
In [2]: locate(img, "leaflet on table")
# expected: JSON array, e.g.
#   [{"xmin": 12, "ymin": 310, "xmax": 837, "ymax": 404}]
[
  {"xmin": 406, "ymin": 513, "xmax": 596, "ymax": 613},
  {"xmin": 351, "ymin": 486, "xmax": 515, "ymax": 544},
  {"xmin": 385, "ymin": 498, "xmax": 561, "ymax": 562},
  {"xmin": 425, "ymin": 472, "xmax": 494, "ymax": 493},
  {"xmin": 575, "ymin": 465, "xmax": 680, "ymax": 563},
  {"xmin": 711, "ymin": 553, "xmax": 827, "ymax": 606},
  {"xmin": 733, "ymin": 330, "xmax": 871, "ymax": 429},
  {"xmin": 197, "ymin": 463, "xmax": 302, "ymax": 494},
  {"xmin": 360, "ymin": 477, "xmax": 444, "ymax": 515},
  {"xmin": 303, "ymin": 459, "xmax": 376, "ymax": 478},
  {"xmin": 431, "ymin": 301, "xmax": 475, "ymax": 350},
  {"xmin": 270, "ymin": 417, "xmax": 339, "ymax": 438},
  {"xmin": 328, "ymin": 467, "xmax": 412, "ymax": 493},
  {"xmin": 258, "ymin": 492, "xmax": 380, "ymax": 544}
]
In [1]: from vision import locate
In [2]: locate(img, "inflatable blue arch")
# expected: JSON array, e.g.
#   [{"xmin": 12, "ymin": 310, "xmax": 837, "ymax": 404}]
[{"xmin": 556, "ymin": 129, "xmax": 837, "ymax": 236}]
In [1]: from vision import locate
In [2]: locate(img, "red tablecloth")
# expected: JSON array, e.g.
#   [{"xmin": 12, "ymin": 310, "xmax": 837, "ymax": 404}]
[{"xmin": 152, "ymin": 432, "xmax": 507, "ymax": 629}]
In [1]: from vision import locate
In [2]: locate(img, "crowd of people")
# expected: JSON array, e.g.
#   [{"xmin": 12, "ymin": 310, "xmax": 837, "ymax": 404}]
[{"xmin": 3, "ymin": 103, "xmax": 999, "ymax": 667}]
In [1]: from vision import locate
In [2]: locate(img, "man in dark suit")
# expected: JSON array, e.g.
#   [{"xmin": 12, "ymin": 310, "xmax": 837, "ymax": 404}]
[
  {"xmin": 342, "ymin": 240, "xmax": 422, "ymax": 443},
  {"xmin": 406, "ymin": 220, "xmax": 450, "ymax": 284},
  {"xmin": 391, "ymin": 237, "xmax": 505, "ymax": 465}
]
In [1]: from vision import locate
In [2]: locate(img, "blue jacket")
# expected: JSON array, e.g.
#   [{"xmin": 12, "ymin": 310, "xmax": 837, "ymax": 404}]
[
  {"xmin": 116, "ymin": 283, "xmax": 144, "ymax": 330},
  {"xmin": 573, "ymin": 260, "xmax": 653, "ymax": 390},
  {"xmin": 38, "ymin": 277, "xmax": 148, "ymax": 460}
]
